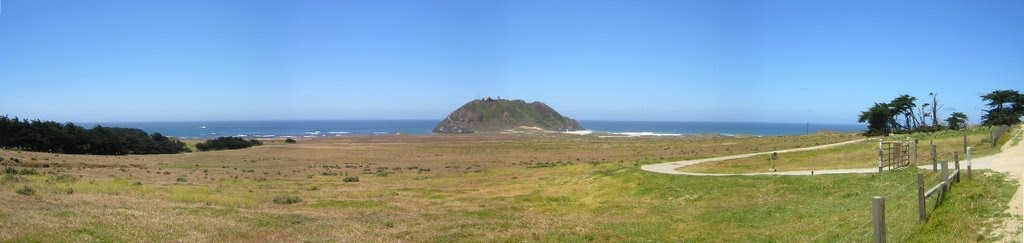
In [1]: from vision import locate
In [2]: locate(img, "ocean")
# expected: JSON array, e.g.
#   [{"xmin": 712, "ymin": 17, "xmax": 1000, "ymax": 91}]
[{"xmin": 77, "ymin": 120, "xmax": 864, "ymax": 139}]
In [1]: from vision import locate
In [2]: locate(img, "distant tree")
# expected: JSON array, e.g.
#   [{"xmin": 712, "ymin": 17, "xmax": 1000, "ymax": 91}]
[
  {"xmin": 0, "ymin": 116, "xmax": 187, "ymax": 155},
  {"xmin": 858, "ymin": 102, "xmax": 896, "ymax": 136},
  {"xmin": 285, "ymin": 138, "xmax": 297, "ymax": 144},
  {"xmin": 981, "ymin": 90, "xmax": 1023, "ymax": 126},
  {"xmin": 929, "ymin": 93, "xmax": 941, "ymax": 127},
  {"xmin": 945, "ymin": 112, "xmax": 968, "ymax": 130},
  {"xmin": 918, "ymin": 103, "xmax": 931, "ymax": 127},
  {"xmin": 859, "ymin": 94, "xmax": 957, "ymax": 135},
  {"xmin": 889, "ymin": 94, "xmax": 918, "ymax": 130}
]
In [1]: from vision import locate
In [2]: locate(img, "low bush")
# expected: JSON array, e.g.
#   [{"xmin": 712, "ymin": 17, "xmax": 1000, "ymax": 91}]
[
  {"xmin": 273, "ymin": 196, "xmax": 302, "ymax": 204},
  {"xmin": 176, "ymin": 177, "xmax": 188, "ymax": 183},
  {"xmin": 195, "ymin": 137, "xmax": 263, "ymax": 151},
  {"xmin": 343, "ymin": 176, "xmax": 359, "ymax": 182},
  {"xmin": 3, "ymin": 167, "xmax": 37, "ymax": 175},
  {"xmin": 15, "ymin": 185, "xmax": 35, "ymax": 196},
  {"xmin": 1, "ymin": 174, "xmax": 24, "ymax": 183},
  {"xmin": 285, "ymin": 138, "xmax": 297, "ymax": 144}
]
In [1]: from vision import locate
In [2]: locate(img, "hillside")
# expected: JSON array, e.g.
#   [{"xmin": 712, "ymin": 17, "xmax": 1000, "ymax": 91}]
[{"xmin": 434, "ymin": 98, "xmax": 583, "ymax": 133}]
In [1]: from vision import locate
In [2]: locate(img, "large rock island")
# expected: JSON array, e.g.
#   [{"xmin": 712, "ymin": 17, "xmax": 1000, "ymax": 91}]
[{"xmin": 434, "ymin": 98, "xmax": 583, "ymax": 133}]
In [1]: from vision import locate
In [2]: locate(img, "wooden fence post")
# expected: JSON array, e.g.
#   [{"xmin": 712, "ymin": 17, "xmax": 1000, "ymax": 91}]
[
  {"xmin": 873, "ymin": 196, "xmax": 886, "ymax": 243},
  {"xmin": 878, "ymin": 139, "xmax": 884, "ymax": 173},
  {"xmin": 954, "ymin": 152, "xmax": 960, "ymax": 183},
  {"xmin": 992, "ymin": 130, "xmax": 996, "ymax": 147},
  {"xmin": 913, "ymin": 139, "xmax": 918, "ymax": 165},
  {"xmin": 967, "ymin": 147, "xmax": 972, "ymax": 180},
  {"xmin": 963, "ymin": 134, "xmax": 967, "ymax": 154},
  {"xmin": 931, "ymin": 144, "xmax": 937, "ymax": 172},
  {"xmin": 917, "ymin": 173, "xmax": 926, "ymax": 221},
  {"xmin": 941, "ymin": 160, "xmax": 949, "ymax": 192}
]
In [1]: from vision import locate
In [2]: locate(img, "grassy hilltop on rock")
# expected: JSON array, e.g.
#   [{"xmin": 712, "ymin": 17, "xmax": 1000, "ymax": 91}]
[{"xmin": 434, "ymin": 98, "xmax": 583, "ymax": 133}]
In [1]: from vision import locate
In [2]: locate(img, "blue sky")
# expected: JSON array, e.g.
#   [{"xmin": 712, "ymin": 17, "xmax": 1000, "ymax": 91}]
[{"xmin": 0, "ymin": 0, "xmax": 1021, "ymax": 124}]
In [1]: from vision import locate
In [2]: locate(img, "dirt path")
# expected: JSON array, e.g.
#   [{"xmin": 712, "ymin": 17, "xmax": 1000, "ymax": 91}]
[
  {"xmin": 987, "ymin": 125, "xmax": 1024, "ymax": 242},
  {"xmin": 640, "ymin": 139, "xmax": 869, "ymax": 176},
  {"xmin": 641, "ymin": 127, "xmax": 1023, "ymax": 240}
]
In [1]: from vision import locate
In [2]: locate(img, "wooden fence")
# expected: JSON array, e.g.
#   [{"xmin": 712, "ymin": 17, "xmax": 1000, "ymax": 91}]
[
  {"xmin": 992, "ymin": 125, "xmax": 1011, "ymax": 147},
  {"xmin": 871, "ymin": 147, "xmax": 970, "ymax": 243},
  {"xmin": 917, "ymin": 158, "xmax": 962, "ymax": 221}
]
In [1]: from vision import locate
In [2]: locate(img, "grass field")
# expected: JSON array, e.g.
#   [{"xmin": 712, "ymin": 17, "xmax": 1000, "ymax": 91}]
[
  {"xmin": 0, "ymin": 132, "xmax": 1017, "ymax": 241},
  {"xmin": 680, "ymin": 126, "xmax": 1016, "ymax": 174}
]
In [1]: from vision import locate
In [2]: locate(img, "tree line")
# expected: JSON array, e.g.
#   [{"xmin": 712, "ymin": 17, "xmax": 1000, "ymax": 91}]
[
  {"xmin": 0, "ymin": 116, "xmax": 188, "ymax": 155},
  {"xmin": 858, "ymin": 90, "xmax": 1024, "ymax": 136},
  {"xmin": 194, "ymin": 137, "xmax": 262, "ymax": 151}
]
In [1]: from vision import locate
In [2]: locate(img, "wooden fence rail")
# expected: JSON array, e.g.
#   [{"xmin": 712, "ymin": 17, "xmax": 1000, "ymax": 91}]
[
  {"xmin": 992, "ymin": 125, "xmax": 1011, "ymax": 147},
  {"xmin": 872, "ymin": 145, "xmax": 976, "ymax": 242},
  {"xmin": 916, "ymin": 150, "xmax": 967, "ymax": 221}
]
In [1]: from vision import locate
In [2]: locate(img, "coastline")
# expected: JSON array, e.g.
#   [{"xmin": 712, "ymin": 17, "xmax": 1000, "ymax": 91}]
[{"xmin": 88, "ymin": 120, "xmax": 861, "ymax": 140}]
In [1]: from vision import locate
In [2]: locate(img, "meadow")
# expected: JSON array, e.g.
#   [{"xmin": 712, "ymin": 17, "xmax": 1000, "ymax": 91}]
[
  {"xmin": 680, "ymin": 126, "xmax": 1016, "ymax": 174},
  {"xmin": 0, "ymin": 131, "xmax": 1017, "ymax": 241}
]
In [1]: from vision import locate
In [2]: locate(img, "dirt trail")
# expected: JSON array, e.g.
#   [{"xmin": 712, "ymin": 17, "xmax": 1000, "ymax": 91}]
[
  {"xmin": 642, "ymin": 125, "xmax": 1024, "ymax": 240},
  {"xmin": 640, "ymin": 139, "xmax": 869, "ymax": 176},
  {"xmin": 988, "ymin": 125, "xmax": 1024, "ymax": 242}
]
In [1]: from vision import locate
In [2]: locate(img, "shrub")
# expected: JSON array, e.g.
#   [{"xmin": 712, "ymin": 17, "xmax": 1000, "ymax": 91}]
[
  {"xmin": 195, "ymin": 137, "xmax": 262, "ymax": 151},
  {"xmin": 15, "ymin": 185, "xmax": 35, "ymax": 196},
  {"xmin": 343, "ymin": 176, "xmax": 359, "ymax": 182},
  {"xmin": 1, "ymin": 174, "xmax": 23, "ymax": 183},
  {"xmin": 273, "ymin": 196, "xmax": 302, "ymax": 204},
  {"xmin": 176, "ymin": 177, "xmax": 187, "ymax": 183},
  {"xmin": 3, "ymin": 167, "xmax": 37, "ymax": 175},
  {"xmin": 285, "ymin": 138, "xmax": 297, "ymax": 144}
]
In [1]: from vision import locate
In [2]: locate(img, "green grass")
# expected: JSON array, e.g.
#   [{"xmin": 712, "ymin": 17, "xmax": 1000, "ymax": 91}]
[
  {"xmin": 907, "ymin": 171, "xmax": 1019, "ymax": 242},
  {"xmin": 1011, "ymin": 129, "xmax": 1023, "ymax": 147},
  {"xmin": 682, "ymin": 126, "xmax": 1013, "ymax": 173},
  {"xmin": 0, "ymin": 164, "xmax": 1015, "ymax": 241}
]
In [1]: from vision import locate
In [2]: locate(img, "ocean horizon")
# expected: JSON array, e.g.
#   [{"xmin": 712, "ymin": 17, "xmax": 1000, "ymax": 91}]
[{"xmin": 76, "ymin": 120, "xmax": 865, "ymax": 139}]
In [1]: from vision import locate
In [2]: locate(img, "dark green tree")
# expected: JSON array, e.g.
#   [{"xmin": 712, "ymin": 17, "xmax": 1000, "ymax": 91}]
[
  {"xmin": 945, "ymin": 112, "xmax": 968, "ymax": 130},
  {"xmin": 889, "ymin": 94, "xmax": 918, "ymax": 130},
  {"xmin": 0, "ymin": 116, "xmax": 187, "ymax": 155},
  {"xmin": 858, "ymin": 102, "xmax": 896, "ymax": 136},
  {"xmin": 981, "ymin": 90, "xmax": 1023, "ymax": 126}
]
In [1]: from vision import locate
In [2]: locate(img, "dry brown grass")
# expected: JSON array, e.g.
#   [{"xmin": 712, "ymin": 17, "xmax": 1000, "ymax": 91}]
[{"xmin": 1, "ymin": 132, "xmax": 1010, "ymax": 241}]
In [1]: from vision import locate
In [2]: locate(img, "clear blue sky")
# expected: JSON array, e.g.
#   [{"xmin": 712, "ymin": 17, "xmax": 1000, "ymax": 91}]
[{"xmin": 0, "ymin": 0, "xmax": 1021, "ymax": 124}]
